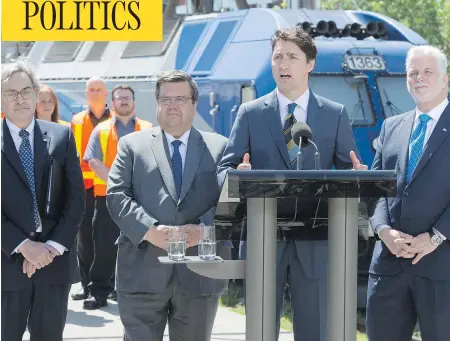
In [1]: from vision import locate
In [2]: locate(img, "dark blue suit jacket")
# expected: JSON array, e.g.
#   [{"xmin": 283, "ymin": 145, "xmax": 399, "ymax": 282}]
[
  {"xmin": 1, "ymin": 119, "xmax": 85, "ymax": 290},
  {"xmin": 369, "ymin": 104, "xmax": 450, "ymax": 281},
  {"xmin": 217, "ymin": 89, "xmax": 359, "ymax": 279}
]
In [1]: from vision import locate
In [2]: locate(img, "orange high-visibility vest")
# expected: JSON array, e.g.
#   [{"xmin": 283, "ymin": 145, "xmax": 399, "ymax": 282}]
[
  {"xmin": 58, "ymin": 119, "xmax": 71, "ymax": 127},
  {"xmin": 72, "ymin": 110, "xmax": 112, "ymax": 189},
  {"xmin": 1, "ymin": 112, "xmax": 4, "ymax": 119},
  {"xmin": 93, "ymin": 117, "xmax": 153, "ymax": 197}
]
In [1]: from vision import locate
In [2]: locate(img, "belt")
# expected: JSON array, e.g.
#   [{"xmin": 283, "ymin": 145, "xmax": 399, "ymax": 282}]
[{"xmin": 276, "ymin": 224, "xmax": 328, "ymax": 241}]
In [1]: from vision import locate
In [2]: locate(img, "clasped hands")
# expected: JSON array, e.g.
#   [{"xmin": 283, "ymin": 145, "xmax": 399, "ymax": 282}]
[
  {"xmin": 144, "ymin": 224, "xmax": 201, "ymax": 251},
  {"xmin": 19, "ymin": 241, "xmax": 60, "ymax": 278},
  {"xmin": 379, "ymin": 228, "xmax": 438, "ymax": 264}
]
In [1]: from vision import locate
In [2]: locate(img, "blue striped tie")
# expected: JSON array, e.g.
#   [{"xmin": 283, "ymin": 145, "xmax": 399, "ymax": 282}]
[
  {"xmin": 284, "ymin": 103, "xmax": 298, "ymax": 168},
  {"xmin": 19, "ymin": 129, "xmax": 40, "ymax": 229},
  {"xmin": 406, "ymin": 114, "xmax": 432, "ymax": 183},
  {"xmin": 171, "ymin": 140, "xmax": 183, "ymax": 198}
]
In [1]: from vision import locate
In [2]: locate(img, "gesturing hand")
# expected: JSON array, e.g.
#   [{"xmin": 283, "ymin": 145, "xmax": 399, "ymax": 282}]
[
  {"xmin": 237, "ymin": 153, "xmax": 251, "ymax": 170},
  {"xmin": 350, "ymin": 151, "xmax": 368, "ymax": 170}
]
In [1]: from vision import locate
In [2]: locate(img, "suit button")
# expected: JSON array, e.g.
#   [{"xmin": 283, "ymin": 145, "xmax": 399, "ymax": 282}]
[
  {"xmin": 29, "ymin": 232, "xmax": 35, "ymax": 236},
  {"xmin": 404, "ymin": 191, "xmax": 409, "ymax": 196},
  {"xmin": 177, "ymin": 206, "xmax": 181, "ymax": 211}
]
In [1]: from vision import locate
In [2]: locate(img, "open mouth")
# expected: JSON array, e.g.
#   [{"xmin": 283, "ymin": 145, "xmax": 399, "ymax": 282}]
[{"xmin": 280, "ymin": 73, "xmax": 291, "ymax": 79}]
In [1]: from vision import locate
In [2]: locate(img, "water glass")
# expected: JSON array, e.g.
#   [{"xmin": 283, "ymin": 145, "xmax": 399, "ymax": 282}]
[
  {"xmin": 198, "ymin": 224, "xmax": 216, "ymax": 260},
  {"xmin": 168, "ymin": 226, "xmax": 186, "ymax": 261}
]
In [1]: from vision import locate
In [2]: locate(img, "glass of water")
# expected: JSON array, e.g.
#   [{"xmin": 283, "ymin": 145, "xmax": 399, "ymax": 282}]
[
  {"xmin": 168, "ymin": 226, "xmax": 186, "ymax": 261},
  {"xmin": 198, "ymin": 224, "xmax": 216, "ymax": 260}
]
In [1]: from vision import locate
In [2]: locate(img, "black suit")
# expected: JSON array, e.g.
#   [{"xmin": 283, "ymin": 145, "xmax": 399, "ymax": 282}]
[{"xmin": 1, "ymin": 119, "xmax": 85, "ymax": 341}]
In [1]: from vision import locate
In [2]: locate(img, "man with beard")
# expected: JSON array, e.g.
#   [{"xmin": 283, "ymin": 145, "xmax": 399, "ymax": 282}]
[
  {"xmin": 367, "ymin": 45, "xmax": 450, "ymax": 341},
  {"xmin": 83, "ymin": 84, "xmax": 152, "ymax": 309}
]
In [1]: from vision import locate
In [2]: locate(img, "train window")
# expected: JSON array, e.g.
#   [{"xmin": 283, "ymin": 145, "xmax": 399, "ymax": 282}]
[
  {"xmin": 121, "ymin": 18, "xmax": 181, "ymax": 58},
  {"xmin": 309, "ymin": 75, "xmax": 375, "ymax": 126},
  {"xmin": 175, "ymin": 23, "xmax": 207, "ymax": 69},
  {"xmin": 193, "ymin": 20, "xmax": 237, "ymax": 72},
  {"xmin": 84, "ymin": 42, "xmax": 109, "ymax": 62},
  {"xmin": 377, "ymin": 76, "xmax": 416, "ymax": 117},
  {"xmin": 43, "ymin": 42, "xmax": 82, "ymax": 63}
]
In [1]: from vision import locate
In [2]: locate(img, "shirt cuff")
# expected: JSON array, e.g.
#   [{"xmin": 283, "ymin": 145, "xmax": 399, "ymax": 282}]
[
  {"xmin": 13, "ymin": 239, "xmax": 29, "ymax": 254},
  {"xmin": 375, "ymin": 224, "xmax": 391, "ymax": 235},
  {"xmin": 46, "ymin": 241, "xmax": 67, "ymax": 255},
  {"xmin": 433, "ymin": 228, "xmax": 447, "ymax": 241}
]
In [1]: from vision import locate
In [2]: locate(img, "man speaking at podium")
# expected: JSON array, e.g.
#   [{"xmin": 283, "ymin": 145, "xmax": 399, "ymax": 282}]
[{"xmin": 217, "ymin": 27, "xmax": 366, "ymax": 341}]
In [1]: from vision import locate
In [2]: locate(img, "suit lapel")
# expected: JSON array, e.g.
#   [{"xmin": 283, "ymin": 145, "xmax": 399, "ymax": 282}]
[
  {"xmin": 409, "ymin": 103, "xmax": 450, "ymax": 184},
  {"xmin": 397, "ymin": 111, "xmax": 415, "ymax": 189},
  {"xmin": 1, "ymin": 119, "xmax": 30, "ymax": 189},
  {"xmin": 263, "ymin": 91, "xmax": 290, "ymax": 168},
  {"xmin": 33, "ymin": 121, "xmax": 49, "ymax": 190},
  {"xmin": 179, "ymin": 128, "xmax": 205, "ymax": 203},
  {"xmin": 150, "ymin": 128, "xmax": 178, "ymax": 203},
  {"xmin": 303, "ymin": 92, "xmax": 325, "ymax": 169}
]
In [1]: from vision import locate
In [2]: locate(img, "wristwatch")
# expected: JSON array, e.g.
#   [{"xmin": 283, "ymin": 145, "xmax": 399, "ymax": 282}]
[{"xmin": 429, "ymin": 228, "xmax": 444, "ymax": 247}]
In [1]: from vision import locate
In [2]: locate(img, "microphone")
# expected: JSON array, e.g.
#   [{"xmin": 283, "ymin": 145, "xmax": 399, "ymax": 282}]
[{"xmin": 291, "ymin": 122, "xmax": 321, "ymax": 170}]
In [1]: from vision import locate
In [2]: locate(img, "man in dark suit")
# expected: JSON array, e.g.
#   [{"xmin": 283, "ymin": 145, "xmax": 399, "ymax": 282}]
[
  {"xmin": 1, "ymin": 59, "xmax": 85, "ymax": 341},
  {"xmin": 217, "ymin": 27, "xmax": 366, "ymax": 341},
  {"xmin": 367, "ymin": 45, "xmax": 450, "ymax": 341},
  {"xmin": 106, "ymin": 70, "xmax": 230, "ymax": 341}
]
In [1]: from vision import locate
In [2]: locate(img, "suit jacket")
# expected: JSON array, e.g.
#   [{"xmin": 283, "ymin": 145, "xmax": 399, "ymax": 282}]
[
  {"xmin": 217, "ymin": 89, "xmax": 359, "ymax": 279},
  {"xmin": 106, "ymin": 127, "xmax": 230, "ymax": 295},
  {"xmin": 369, "ymin": 105, "xmax": 450, "ymax": 281},
  {"xmin": 1, "ymin": 119, "xmax": 85, "ymax": 291}
]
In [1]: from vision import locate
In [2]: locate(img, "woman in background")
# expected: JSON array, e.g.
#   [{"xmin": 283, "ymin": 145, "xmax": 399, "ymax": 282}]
[{"xmin": 35, "ymin": 84, "xmax": 71, "ymax": 126}]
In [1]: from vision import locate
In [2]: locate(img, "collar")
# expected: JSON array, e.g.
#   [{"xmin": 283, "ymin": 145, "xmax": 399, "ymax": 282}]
[
  {"xmin": 415, "ymin": 97, "xmax": 449, "ymax": 122},
  {"xmin": 164, "ymin": 128, "xmax": 191, "ymax": 147},
  {"xmin": 276, "ymin": 88, "xmax": 310, "ymax": 113},
  {"xmin": 112, "ymin": 115, "xmax": 136, "ymax": 127},
  {"xmin": 5, "ymin": 117, "xmax": 35, "ymax": 136}
]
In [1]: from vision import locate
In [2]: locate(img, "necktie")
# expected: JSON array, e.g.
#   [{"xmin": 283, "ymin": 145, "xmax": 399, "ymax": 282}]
[
  {"xmin": 284, "ymin": 103, "xmax": 298, "ymax": 168},
  {"xmin": 171, "ymin": 140, "xmax": 183, "ymax": 198},
  {"xmin": 406, "ymin": 114, "xmax": 432, "ymax": 183},
  {"xmin": 18, "ymin": 129, "xmax": 40, "ymax": 229}
]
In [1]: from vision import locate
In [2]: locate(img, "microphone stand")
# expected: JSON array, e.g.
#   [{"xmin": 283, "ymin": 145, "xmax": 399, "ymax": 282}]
[
  {"xmin": 309, "ymin": 140, "xmax": 321, "ymax": 170},
  {"xmin": 296, "ymin": 137, "xmax": 303, "ymax": 170}
]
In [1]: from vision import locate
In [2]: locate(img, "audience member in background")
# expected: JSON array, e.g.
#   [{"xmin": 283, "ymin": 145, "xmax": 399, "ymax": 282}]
[{"xmin": 35, "ymin": 84, "xmax": 71, "ymax": 126}]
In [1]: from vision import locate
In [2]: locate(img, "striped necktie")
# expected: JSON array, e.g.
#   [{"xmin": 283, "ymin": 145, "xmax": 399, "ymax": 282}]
[
  {"xmin": 406, "ymin": 113, "xmax": 432, "ymax": 183},
  {"xmin": 283, "ymin": 103, "xmax": 298, "ymax": 168}
]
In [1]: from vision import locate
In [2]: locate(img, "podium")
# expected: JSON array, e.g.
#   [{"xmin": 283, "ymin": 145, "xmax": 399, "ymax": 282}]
[{"xmin": 161, "ymin": 169, "xmax": 397, "ymax": 341}]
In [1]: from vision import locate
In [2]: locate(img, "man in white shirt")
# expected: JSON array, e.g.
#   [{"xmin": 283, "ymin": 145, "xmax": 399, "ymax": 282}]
[
  {"xmin": 106, "ymin": 70, "xmax": 231, "ymax": 341},
  {"xmin": 1, "ymin": 59, "xmax": 85, "ymax": 341},
  {"xmin": 367, "ymin": 45, "xmax": 450, "ymax": 341}
]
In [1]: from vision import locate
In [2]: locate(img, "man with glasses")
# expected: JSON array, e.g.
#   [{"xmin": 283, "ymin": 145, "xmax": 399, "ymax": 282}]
[
  {"xmin": 106, "ymin": 71, "xmax": 230, "ymax": 341},
  {"xmin": 1, "ymin": 59, "xmax": 85, "ymax": 341},
  {"xmin": 83, "ymin": 84, "xmax": 152, "ymax": 309}
]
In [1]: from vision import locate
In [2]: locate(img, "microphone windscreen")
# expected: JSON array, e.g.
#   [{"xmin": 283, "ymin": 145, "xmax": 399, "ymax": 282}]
[{"xmin": 291, "ymin": 122, "xmax": 313, "ymax": 146}]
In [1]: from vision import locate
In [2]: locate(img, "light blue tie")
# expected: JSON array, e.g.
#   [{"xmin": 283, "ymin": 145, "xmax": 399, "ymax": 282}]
[
  {"xmin": 171, "ymin": 140, "xmax": 183, "ymax": 198},
  {"xmin": 406, "ymin": 114, "xmax": 432, "ymax": 183},
  {"xmin": 19, "ymin": 129, "xmax": 40, "ymax": 229}
]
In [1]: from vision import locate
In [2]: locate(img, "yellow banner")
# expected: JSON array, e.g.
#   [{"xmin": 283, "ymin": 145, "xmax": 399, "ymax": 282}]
[{"xmin": 2, "ymin": 0, "xmax": 162, "ymax": 41}]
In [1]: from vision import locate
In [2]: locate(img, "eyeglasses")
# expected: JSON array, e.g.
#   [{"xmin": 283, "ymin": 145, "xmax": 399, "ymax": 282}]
[
  {"xmin": 113, "ymin": 96, "xmax": 133, "ymax": 102},
  {"xmin": 2, "ymin": 87, "xmax": 35, "ymax": 102},
  {"xmin": 158, "ymin": 96, "xmax": 192, "ymax": 105}
]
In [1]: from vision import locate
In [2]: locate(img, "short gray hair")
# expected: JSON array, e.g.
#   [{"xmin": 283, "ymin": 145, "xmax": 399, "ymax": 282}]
[
  {"xmin": 406, "ymin": 45, "xmax": 448, "ymax": 78},
  {"xmin": 155, "ymin": 70, "xmax": 198, "ymax": 103},
  {"xmin": 1, "ymin": 57, "xmax": 40, "ymax": 92}
]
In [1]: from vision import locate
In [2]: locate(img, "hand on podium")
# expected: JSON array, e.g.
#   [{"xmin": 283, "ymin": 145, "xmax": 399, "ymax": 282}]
[
  {"xmin": 350, "ymin": 151, "xmax": 368, "ymax": 170},
  {"xmin": 237, "ymin": 153, "xmax": 251, "ymax": 170}
]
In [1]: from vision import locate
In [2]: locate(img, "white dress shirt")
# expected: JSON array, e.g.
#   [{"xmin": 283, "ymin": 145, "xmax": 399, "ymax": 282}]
[
  {"xmin": 376, "ymin": 98, "xmax": 449, "ymax": 240},
  {"xmin": 277, "ymin": 88, "xmax": 310, "ymax": 125},
  {"xmin": 5, "ymin": 118, "xmax": 67, "ymax": 255},
  {"xmin": 164, "ymin": 129, "xmax": 191, "ymax": 175}
]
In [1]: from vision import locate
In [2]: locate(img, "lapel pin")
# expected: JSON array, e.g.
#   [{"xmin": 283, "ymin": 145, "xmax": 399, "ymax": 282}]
[{"xmin": 443, "ymin": 128, "xmax": 447, "ymax": 132}]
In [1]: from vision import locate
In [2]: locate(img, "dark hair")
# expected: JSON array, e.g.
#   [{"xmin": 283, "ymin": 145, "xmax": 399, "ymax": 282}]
[
  {"xmin": 35, "ymin": 84, "xmax": 60, "ymax": 122},
  {"xmin": 271, "ymin": 27, "xmax": 317, "ymax": 62},
  {"xmin": 155, "ymin": 70, "xmax": 198, "ymax": 103},
  {"xmin": 112, "ymin": 84, "xmax": 135, "ymax": 100}
]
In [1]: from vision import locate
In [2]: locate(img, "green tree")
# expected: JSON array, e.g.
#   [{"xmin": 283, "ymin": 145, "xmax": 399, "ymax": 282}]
[{"xmin": 321, "ymin": 0, "xmax": 450, "ymax": 77}]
